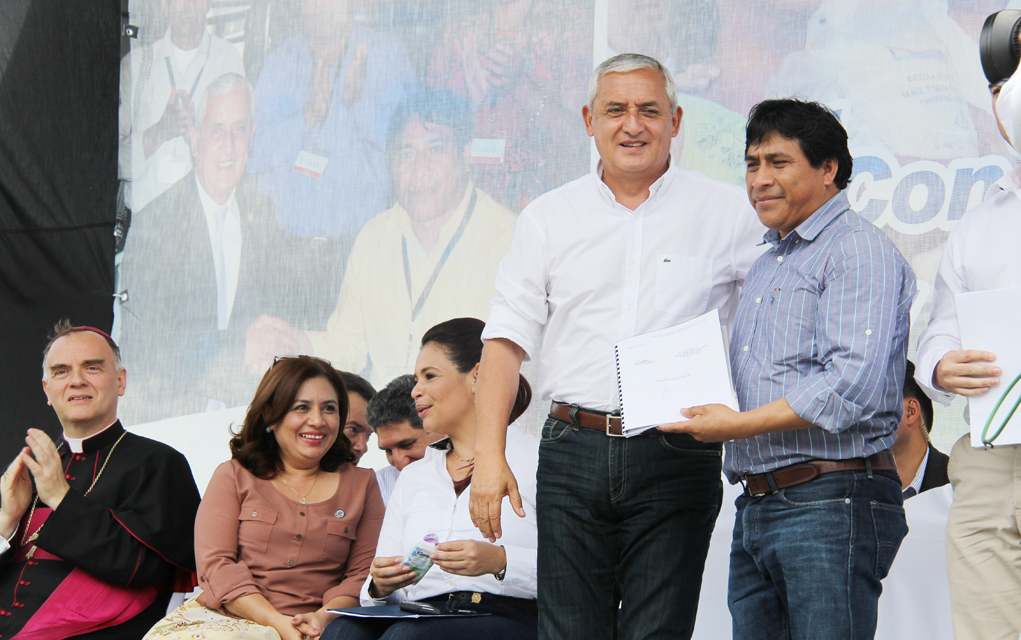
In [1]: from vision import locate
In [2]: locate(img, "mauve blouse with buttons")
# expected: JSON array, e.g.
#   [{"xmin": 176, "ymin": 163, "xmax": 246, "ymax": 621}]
[{"xmin": 195, "ymin": 459, "xmax": 385, "ymax": 615}]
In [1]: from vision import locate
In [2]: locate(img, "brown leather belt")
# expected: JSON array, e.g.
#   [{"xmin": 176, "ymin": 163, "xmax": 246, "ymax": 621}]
[
  {"xmin": 742, "ymin": 450, "xmax": 898, "ymax": 497},
  {"xmin": 550, "ymin": 401, "xmax": 623, "ymax": 436}
]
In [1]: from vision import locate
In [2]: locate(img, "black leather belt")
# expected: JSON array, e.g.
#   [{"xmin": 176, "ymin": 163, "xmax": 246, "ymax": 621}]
[
  {"xmin": 742, "ymin": 451, "xmax": 898, "ymax": 497},
  {"xmin": 550, "ymin": 401, "xmax": 623, "ymax": 436},
  {"xmin": 423, "ymin": 591, "xmax": 538, "ymax": 617}
]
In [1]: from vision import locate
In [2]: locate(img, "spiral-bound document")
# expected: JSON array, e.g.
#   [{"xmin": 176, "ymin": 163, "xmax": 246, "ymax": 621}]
[{"xmin": 615, "ymin": 308, "xmax": 737, "ymax": 437}]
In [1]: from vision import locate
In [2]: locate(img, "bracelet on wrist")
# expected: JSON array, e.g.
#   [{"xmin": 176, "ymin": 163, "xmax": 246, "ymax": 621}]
[{"xmin": 494, "ymin": 546, "xmax": 507, "ymax": 581}]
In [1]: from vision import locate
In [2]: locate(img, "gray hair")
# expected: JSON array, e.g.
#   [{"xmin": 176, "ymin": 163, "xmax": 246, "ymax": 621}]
[
  {"xmin": 194, "ymin": 72, "xmax": 255, "ymax": 137},
  {"xmin": 587, "ymin": 53, "xmax": 677, "ymax": 112},
  {"xmin": 41, "ymin": 319, "xmax": 123, "ymax": 379}
]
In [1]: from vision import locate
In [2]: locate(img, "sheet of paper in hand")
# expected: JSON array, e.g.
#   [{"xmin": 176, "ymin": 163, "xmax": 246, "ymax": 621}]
[
  {"xmin": 956, "ymin": 287, "xmax": 1021, "ymax": 447},
  {"xmin": 615, "ymin": 307, "xmax": 737, "ymax": 437}
]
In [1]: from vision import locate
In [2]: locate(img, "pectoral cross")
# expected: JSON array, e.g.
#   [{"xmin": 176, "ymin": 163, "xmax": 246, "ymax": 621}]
[{"xmin": 24, "ymin": 531, "xmax": 39, "ymax": 560}]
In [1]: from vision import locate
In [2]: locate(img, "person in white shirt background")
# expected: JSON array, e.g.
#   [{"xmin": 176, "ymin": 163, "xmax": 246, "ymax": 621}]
[
  {"xmin": 913, "ymin": 31, "xmax": 1021, "ymax": 640},
  {"xmin": 243, "ymin": 89, "xmax": 517, "ymax": 389},
  {"xmin": 365, "ymin": 374, "xmax": 445, "ymax": 505},
  {"xmin": 321, "ymin": 317, "xmax": 538, "ymax": 640}
]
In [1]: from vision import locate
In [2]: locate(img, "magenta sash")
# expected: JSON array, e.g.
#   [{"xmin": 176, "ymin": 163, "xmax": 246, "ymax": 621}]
[{"xmin": 13, "ymin": 567, "xmax": 157, "ymax": 640}]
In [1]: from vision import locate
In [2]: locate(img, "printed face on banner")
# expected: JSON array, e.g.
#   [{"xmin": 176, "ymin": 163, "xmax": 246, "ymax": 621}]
[
  {"xmin": 42, "ymin": 332, "xmax": 126, "ymax": 436},
  {"xmin": 191, "ymin": 86, "xmax": 253, "ymax": 205},
  {"xmin": 394, "ymin": 115, "xmax": 471, "ymax": 224},
  {"xmin": 583, "ymin": 68, "xmax": 681, "ymax": 184},
  {"xmin": 302, "ymin": 0, "xmax": 352, "ymax": 49},
  {"xmin": 164, "ymin": 0, "xmax": 209, "ymax": 44},
  {"xmin": 745, "ymin": 133, "xmax": 838, "ymax": 237}
]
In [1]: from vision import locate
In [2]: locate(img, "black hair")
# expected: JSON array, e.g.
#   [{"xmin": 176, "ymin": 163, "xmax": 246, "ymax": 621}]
[
  {"xmin": 367, "ymin": 374, "xmax": 422, "ymax": 431},
  {"xmin": 340, "ymin": 371, "xmax": 376, "ymax": 404},
  {"xmin": 421, "ymin": 318, "xmax": 532, "ymax": 425},
  {"xmin": 386, "ymin": 89, "xmax": 473, "ymax": 163},
  {"xmin": 903, "ymin": 360, "xmax": 934, "ymax": 434},
  {"xmin": 745, "ymin": 98, "xmax": 854, "ymax": 190}
]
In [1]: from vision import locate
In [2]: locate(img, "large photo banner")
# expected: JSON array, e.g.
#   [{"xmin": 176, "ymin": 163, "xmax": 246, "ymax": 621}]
[{"xmin": 116, "ymin": 0, "xmax": 1016, "ymax": 455}]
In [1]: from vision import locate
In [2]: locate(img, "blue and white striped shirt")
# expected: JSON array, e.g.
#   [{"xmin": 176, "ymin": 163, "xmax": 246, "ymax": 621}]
[{"xmin": 723, "ymin": 192, "xmax": 916, "ymax": 482}]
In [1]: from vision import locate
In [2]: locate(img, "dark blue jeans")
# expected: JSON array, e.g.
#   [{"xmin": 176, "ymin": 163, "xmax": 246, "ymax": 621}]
[
  {"xmin": 728, "ymin": 468, "xmax": 908, "ymax": 640},
  {"xmin": 537, "ymin": 416, "xmax": 723, "ymax": 640}
]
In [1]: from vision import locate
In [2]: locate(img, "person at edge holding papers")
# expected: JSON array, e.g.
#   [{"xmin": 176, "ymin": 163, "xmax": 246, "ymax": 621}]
[
  {"xmin": 912, "ymin": 33, "xmax": 1021, "ymax": 640},
  {"xmin": 660, "ymin": 98, "xmax": 916, "ymax": 640},
  {"xmin": 468, "ymin": 53, "xmax": 765, "ymax": 640}
]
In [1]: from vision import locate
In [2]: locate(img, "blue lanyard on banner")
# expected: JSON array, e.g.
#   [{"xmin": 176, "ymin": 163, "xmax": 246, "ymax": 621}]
[
  {"xmin": 982, "ymin": 370, "xmax": 1021, "ymax": 445},
  {"xmin": 402, "ymin": 189, "xmax": 478, "ymax": 323},
  {"xmin": 164, "ymin": 51, "xmax": 208, "ymax": 99}
]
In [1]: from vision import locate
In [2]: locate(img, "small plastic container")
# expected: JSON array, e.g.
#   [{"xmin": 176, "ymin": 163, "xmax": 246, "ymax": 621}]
[{"xmin": 402, "ymin": 534, "xmax": 439, "ymax": 584}]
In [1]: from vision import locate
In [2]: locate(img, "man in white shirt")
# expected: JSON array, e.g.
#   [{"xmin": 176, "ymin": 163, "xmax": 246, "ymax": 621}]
[
  {"xmin": 243, "ymin": 90, "xmax": 517, "ymax": 387},
  {"xmin": 470, "ymin": 53, "xmax": 765, "ymax": 639},
  {"xmin": 118, "ymin": 0, "xmax": 244, "ymax": 212},
  {"xmin": 365, "ymin": 375, "xmax": 444, "ymax": 504},
  {"xmin": 118, "ymin": 73, "xmax": 292, "ymax": 423},
  {"xmin": 913, "ymin": 50, "xmax": 1021, "ymax": 639}
]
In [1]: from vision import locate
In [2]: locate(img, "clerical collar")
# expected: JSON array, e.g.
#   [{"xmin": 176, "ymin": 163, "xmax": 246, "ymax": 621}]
[{"xmin": 64, "ymin": 419, "xmax": 123, "ymax": 454}]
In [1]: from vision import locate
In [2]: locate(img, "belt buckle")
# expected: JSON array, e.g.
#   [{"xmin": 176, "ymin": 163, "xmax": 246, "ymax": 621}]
[
  {"xmin": 742, "ymin": 476, "xmax": 769, "ymax": 498},
  {"xmin": 471, "ymin": 592, "xmax": 482, "ymax": 604},
  {"xmin": 606, "ymin": 413, "xmax": 624, "ymax": 437}
]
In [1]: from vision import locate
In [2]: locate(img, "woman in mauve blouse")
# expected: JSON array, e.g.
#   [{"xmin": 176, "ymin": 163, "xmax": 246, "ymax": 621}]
[{"xmin": 144, "ymin": 356, "xmax": 384, "ymax": 640}]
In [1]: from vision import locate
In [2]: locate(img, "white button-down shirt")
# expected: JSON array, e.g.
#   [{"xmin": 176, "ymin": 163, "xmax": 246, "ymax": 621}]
[
  {"xmin": 915, "ymin": 164, "xmax": 1021, "ymax": 405},
  {"xmin": 195, "ymin": 175, "xmax": 242, "ymax": 330},
  {"xmin": 361, "ymin": 424, "xmax": 538, "ymax": 604},
  {"xmin": 482, "ymin": 163, "xmax": 767, "ymax": 411}
]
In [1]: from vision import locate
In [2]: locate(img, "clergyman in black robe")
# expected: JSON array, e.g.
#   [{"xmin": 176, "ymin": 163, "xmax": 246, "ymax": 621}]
[{"xmin": 0, "ymin": 323, "xmax": 201, "ymax": 639}]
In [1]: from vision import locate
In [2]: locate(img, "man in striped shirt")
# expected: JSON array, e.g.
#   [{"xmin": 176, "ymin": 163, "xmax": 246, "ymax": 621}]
[{"xmin": 662, "ymin": 98, "xmax": 916, "ymax": 639}]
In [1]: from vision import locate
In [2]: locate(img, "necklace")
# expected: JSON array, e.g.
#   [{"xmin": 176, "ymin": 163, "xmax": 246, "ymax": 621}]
[
  {"xmin": 21, "ymin": 431, "xmax": 127, "ymax": 559},
  {"xmin": 449, "ymin": 448, "xmax": 474, "ymax": 464},
  {"xmin": 279, "ymin": 468, "xmax": 321, "ymax": 504}
]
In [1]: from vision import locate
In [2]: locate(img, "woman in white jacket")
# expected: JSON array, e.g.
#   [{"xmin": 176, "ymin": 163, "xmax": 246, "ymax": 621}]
[{"xmin": 321, "ymin": 317, "xmax": 538, "ymax": 640}]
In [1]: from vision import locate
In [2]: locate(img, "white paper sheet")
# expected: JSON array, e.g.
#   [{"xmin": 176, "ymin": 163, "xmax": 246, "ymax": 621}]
[
  {"xmin": 615, "ymin": 308, "xmax": 737, "ymax": 436},
  {"xmin": 955, "ymin": 287, "xmax": 1021, "ymax": 447}
]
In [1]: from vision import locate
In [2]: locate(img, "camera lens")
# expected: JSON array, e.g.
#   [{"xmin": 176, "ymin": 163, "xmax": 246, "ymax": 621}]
[{"xmin": 981, "ymin": 10, "xmax": 1021, "ymax": 85}]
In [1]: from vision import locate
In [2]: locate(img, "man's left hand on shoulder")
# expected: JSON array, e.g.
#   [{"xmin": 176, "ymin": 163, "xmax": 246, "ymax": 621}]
[{"xmin": 659, "ymin": 404, "xmax": 750, "ymax": 442}]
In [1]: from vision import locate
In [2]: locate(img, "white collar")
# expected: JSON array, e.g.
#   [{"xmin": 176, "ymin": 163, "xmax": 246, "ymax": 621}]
[
  {"xmin": 195, "ymin": 173, "xmax": 237, "ymax": 215},
  {"xmin": 594, "ymin": 157, "xmax": 675, "ymax": 208},
  {"xmin": 906, "ymin": 447, "xmax": 930, "ymax": 496},
  {"xmin": 64, "ymin": 418, "xmax": 118, "ymax": 454}
]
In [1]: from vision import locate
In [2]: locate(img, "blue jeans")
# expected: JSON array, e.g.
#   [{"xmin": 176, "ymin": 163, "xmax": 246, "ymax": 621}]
[
  {"xmin": 537, "ymin": 416, "xmax": 723, "ymax": 640},
  {"xmin": 728, "ymin": 468, "xmax": 908, "ymax": 640}
]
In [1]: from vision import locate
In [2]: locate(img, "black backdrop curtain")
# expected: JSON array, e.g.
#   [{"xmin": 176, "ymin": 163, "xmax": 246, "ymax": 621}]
[{"xmin": 0, "ymin": 0, "xmax": 120, "ymax": 465}]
